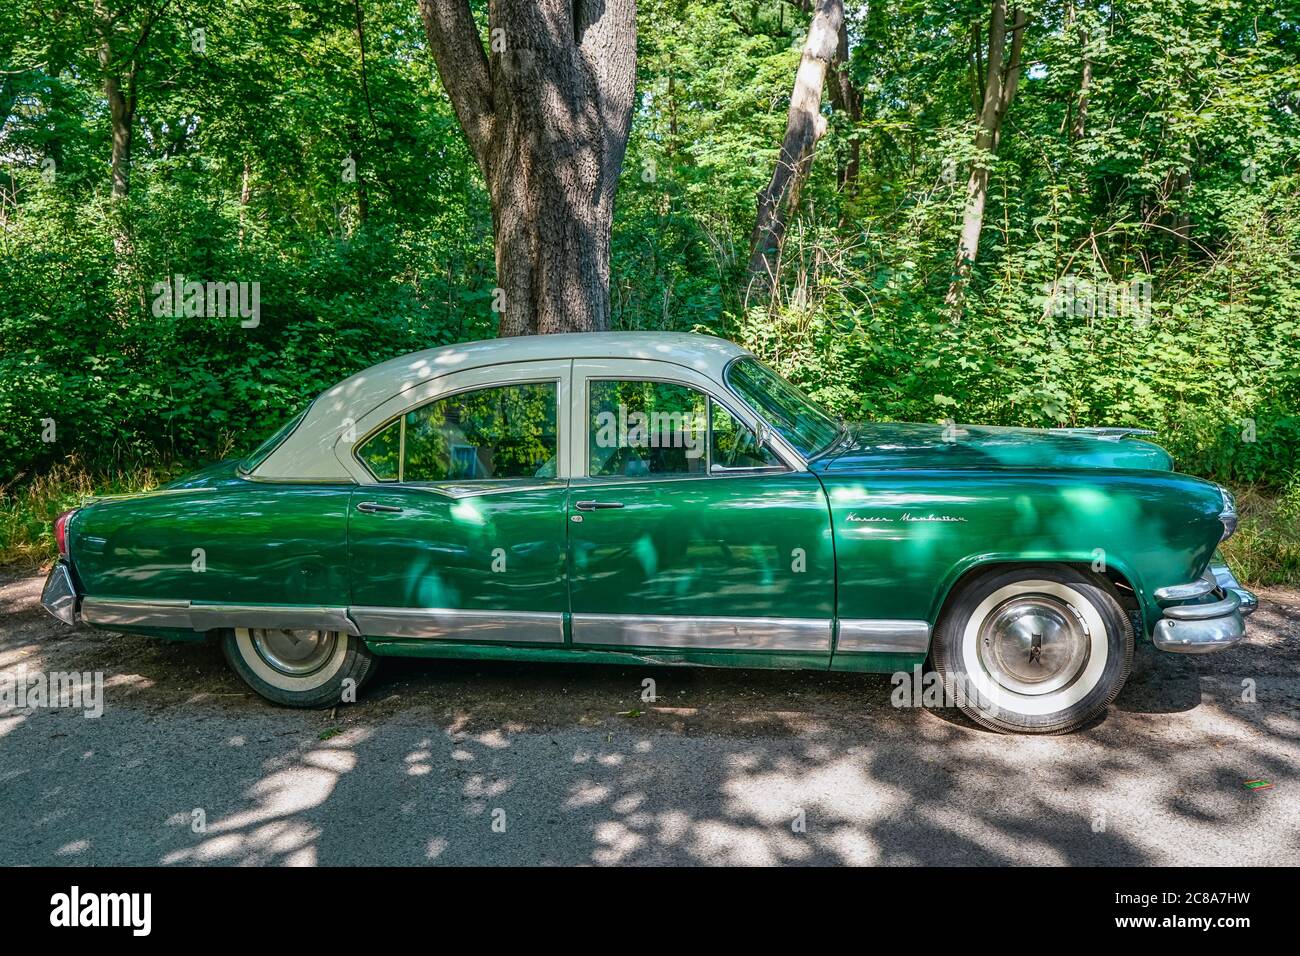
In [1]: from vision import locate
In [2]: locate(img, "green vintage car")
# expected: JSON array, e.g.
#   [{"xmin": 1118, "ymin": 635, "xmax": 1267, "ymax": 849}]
[{"xmin": 41, "ymin": 332, "xmax": 1255, "ymax": 733}]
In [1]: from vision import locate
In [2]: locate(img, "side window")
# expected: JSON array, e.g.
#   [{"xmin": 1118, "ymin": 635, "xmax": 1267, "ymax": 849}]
[
  {"xmin": 711, "ymin": 400, "xmax": 784, "ymax": 470},
  {"xmin": 589, "ymin": 380, "xmax": 708, "ymax": 477},
  {"xmin": 359, "ymin": 418, "xmax": 402, "ymax": 480},
  {"xmin": 357, "ymin": 382, "xmax": 558, "ymax": 482}
]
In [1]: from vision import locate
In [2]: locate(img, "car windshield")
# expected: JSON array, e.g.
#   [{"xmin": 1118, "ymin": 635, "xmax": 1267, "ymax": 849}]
[
  {"xmin": 724, "ymin": 358, "xmax": 841, "ymax": 459},
  {"xmin": 239, "ymin": 404, "xmax": 310, "ymax": 474}
]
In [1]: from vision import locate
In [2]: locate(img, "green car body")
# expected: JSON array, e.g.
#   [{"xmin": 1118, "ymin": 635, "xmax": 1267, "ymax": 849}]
[{"xmin": 42, "ymin": 332, "xmax": 1254, "ymax": 715}]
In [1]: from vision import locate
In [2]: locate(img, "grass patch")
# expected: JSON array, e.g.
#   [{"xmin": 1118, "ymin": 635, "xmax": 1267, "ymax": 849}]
[
  {"xmin": 0, "ymin": 458, "xmax": 187, "ymax": 571},
  {"xmin": 1220, "ymin": 483, "xmax": 1300, "ymax": 588}
]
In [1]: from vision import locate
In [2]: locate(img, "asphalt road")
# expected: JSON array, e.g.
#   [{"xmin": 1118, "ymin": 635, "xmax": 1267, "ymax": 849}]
[{"xmin": 2, "ymin": 572, "xmax": 1297, "ymax": 866}]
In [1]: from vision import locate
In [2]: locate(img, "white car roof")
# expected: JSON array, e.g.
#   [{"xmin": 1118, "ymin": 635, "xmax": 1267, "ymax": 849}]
[{"xmin": 253, "ymin": 332, "xmax": 754, "ymax": 481}]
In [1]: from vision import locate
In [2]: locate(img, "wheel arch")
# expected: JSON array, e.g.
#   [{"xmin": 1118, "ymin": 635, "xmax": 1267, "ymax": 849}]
[{"xmin": 928, "ymin": 554, "xmax": 1145, "ymax": 633}]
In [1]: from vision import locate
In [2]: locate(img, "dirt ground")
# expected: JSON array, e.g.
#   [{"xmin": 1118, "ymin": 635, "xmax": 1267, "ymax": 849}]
[{"xmin": 1, "ymin": 572, "xmax": 1297, "ymax": 865}]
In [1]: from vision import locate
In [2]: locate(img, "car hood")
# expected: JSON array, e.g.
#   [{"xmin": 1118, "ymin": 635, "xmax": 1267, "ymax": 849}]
[{"xmin": 814, "ymin": 422, "xmax": 1174, "ymax": 473}]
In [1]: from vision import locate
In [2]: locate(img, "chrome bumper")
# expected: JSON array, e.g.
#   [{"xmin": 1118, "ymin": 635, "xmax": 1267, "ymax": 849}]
[
  {"xmin": 40, "ymin": 562, "xmax": 80, "ymax": 625},
  {"xmin": 1151, "ymin": 562, "xmax": 1254, "ymax": 654}
]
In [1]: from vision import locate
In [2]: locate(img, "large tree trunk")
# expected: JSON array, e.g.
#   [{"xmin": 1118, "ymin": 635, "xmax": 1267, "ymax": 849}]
[
  {"xmin": 746, "ymin": 0, "xmax": 845, "ymax": 304},
  {"xmin": 419, "ymin": 0, "xmax": 637, "ymax": 335},
  {"xmin": 945, "ymin": 0, "xmax": 1025, "ymax": 307}
]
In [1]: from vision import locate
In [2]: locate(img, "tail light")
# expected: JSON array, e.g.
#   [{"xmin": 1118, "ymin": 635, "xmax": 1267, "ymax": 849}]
[{"xmin": 54, "ymin": 508, "xmax": 78, "ymax": 556}]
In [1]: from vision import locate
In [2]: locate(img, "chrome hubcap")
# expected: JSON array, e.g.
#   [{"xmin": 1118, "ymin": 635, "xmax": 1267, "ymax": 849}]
[
  {"xmin": 977, "ymin": 596, "xmax": 1089, "ymax": 696},
  {"xmin": 249, "ymin": 629, "xmax": 339, "ymax": 676}
]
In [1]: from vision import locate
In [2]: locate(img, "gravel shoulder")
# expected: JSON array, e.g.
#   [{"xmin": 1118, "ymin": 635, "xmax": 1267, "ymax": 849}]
[{"xmin": 2, "ymin": 573, "xmax": 1297, "ymax": 866}]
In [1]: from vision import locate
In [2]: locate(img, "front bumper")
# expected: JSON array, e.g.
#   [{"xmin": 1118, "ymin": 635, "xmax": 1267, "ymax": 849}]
[
  {"xmin": 40, "ymin": 562, "xmax": 79, "ymax": 625},
  {"xmin": 1151, "ymin": 562, "xmax": 1255, "ymax": 654}
]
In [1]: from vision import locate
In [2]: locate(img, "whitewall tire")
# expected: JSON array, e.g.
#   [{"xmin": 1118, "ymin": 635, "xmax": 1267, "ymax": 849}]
[
  {"xmin": 931, "ymin": 566, "xmax": 1133, "ymax": 734},
  {"xmin": 222, "ymin": 628, "xmax": 376, "ymax": 708}
]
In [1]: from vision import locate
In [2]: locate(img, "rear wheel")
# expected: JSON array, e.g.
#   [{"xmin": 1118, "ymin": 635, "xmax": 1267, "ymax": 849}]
[
  {"xmin": 931, "ymin": 566, "xmax": 1133, "ymax": 734},
  {"xmin": 222, "ymin": 627, "xmax": 376, "ymax": 708}
]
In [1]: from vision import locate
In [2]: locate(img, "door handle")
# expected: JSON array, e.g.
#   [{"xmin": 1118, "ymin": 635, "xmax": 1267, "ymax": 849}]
[
  {"xmin": 356, "ymin": 501, "xmax": 403, "ymax": 514},
  {"xmin": 574, "ymin": 500, "xmax": 624, "ymax": 512}
]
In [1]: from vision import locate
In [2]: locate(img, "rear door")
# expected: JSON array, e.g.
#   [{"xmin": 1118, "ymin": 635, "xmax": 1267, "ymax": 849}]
[
  {"xmin": 346, "ymin": 361, "xmax": 570, "ymax": 644},
  {"xmin": 565, "ymin": 359, "xmax": 835, "ymax": 660}
]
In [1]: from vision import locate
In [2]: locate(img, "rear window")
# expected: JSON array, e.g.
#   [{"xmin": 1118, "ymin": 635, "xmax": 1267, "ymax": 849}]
[{"xmin": 239, "ymin": 405, "xmax": 310, "ymax": 474}]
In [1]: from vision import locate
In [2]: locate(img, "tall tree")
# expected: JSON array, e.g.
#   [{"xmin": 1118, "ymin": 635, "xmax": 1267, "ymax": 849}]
[
  {"xmin": 1070, "ymin": 5, "xmax": 1092, "ymax": 141},
  {"xmin": 746, "ymin": 0, "xmax": 846, "ymax": 304},
  {"xmin": 945, "ymin": 0, "xmax": 1025, "ymax": 307},
  {"xmin": 90, "ymin": 0, "xmax": 169, "ymax": 200},
  {"xmin": 418, "ymin": 0, "xmax": 637, "ymax": 335},
  {"xmin": 825, "ymin": 6, "xmax": 861, "ymax": 193}
]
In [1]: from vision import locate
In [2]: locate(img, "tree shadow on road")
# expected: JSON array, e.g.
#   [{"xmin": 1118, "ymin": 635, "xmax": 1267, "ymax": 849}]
[{"xmin": 3, "ymin": 585, "xmax": 1297, "ymax": 866}]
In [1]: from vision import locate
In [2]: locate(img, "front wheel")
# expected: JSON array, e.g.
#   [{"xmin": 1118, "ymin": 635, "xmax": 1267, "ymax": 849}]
[
  {"xmin": 222, "ymin": 628, "xmax": 376, "ymax": 708},
  {"xmin": 931, "ymin": 566, "xmax": 1133, "ymax": 734}
]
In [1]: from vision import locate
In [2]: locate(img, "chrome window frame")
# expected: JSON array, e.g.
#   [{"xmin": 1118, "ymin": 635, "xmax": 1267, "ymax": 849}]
[
  {"xmin": 571, "ymin": 358, "xmax": 804, "ymax": 481},
  {"xmin": 354, "ymin": 379, "xmax": 562, "ymax": 484},
  {"xmin": 721, "ymin": 355, "xmax": 840, "ymax": 462},
  {"xmin": 339, "ymin": 359, "xmax": 573, "ymax": 484}
]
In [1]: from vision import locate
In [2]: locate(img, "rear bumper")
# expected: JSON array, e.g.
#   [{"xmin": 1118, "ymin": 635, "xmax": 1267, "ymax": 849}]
[
  {"xmin": 40, "ymin": 562, "xmax": 79, "ymax": 625},
  {"xmin": 1151, "ymin": 563, "xmax": 1254, "ymax": 654}
]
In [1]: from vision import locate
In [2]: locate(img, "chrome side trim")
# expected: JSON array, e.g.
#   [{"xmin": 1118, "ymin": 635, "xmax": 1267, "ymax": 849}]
[
  {"xmin": 1047, "ymin": 426, "xmax": 1155, "ymax": 442},
  {"xmin": 1153, "ymin": 572, "xmax": 1217, "ymax": 603},
  {"xmin": 189, "ymin": 604, "xmax": 359, "ymax": 635},
  {"xmin": 81, "ymin": 597, "xmax": 193, "ymax": 629},
  {"xmin": 349, "ymin": 481, "xmax": 567, "ymax": 499},
  {"xmin": 40, "ymin": 563, "xmax": 79, "ymax": 626},
  {"xmin": 397, "ymin": 481, "xmax": 568, "ymax": 500},
  {"xmin": 80, "ymin": 598, "xmax": 359, "ymax": 635},
  {"xmin": 836, "ymin": 619, "xmax": 931, "ymax": 653},
  {"xmin": 350, "ymin": 607, "xmax": 563, "ymax": 643},
  {"xmin": 570, "ymin": 614, "xmax": 831, "ymax": 650}
]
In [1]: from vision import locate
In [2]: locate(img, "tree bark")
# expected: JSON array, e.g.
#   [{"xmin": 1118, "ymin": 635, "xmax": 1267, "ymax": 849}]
[
  {"xmin": 92, "ymin": 0, "xmax": 166, "ymax": 264},
  {"xmin": 1072, "ymin": 45, "xmax": 1091, "ymax": 140},
  {"xmin": 238, "ymin": 157, "xmax": 251, "ymax": 250},
  {"xmin": 418, "ymin": 0, "xmax": 637, "ymax": 335},
  {"xmin": 0, "ymin": 76, "xmax": 18, "ymax": 136},
  {"xmin": 945, "ymin": 0, "xmax": 1025, "ymax": 307},
  {"xmin": 93, "ymin": 1, "xmax": 164, "ymax": 201},
  {"xmin": 93, "ymin": 1, "xmax": 135, "ymax": 201},
  {"xmin": 746, "ymin": 0, "xmax": 845, "ymax": 304},
  {"xmin": 1172, "ymin": 170, "xmax": 1192, "ymax": 248},
  {"xmin": 1070, "ymin": 4, "xmax": 1092, "ymax": 141},
  {"xmin": 826, "ymin": 9, "xmax": 861, "ymax": 193}
]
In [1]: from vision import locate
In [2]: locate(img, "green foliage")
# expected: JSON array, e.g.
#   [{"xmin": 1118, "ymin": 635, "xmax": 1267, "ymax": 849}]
[
  {"xmin": 1221, "ymin": 481, "xmax": 1300, "ymax": 587},
  {"xmin": 2, "ymin": 0, "xmax": 1298, "ymax": 515},
  {"xmin": 0, "ymin": 459, "xmax": 187, "ymax": 569},
  {"xmin": 715, "ymin": 0, "xmax": 1300, "ymax": 490}
]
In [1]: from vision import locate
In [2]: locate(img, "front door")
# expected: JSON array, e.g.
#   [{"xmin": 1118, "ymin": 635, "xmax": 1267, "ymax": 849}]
[
  {"xmin": 346, "ymin": 365, "xmax": 570, "ymax": 644},
  {"xmin": 565, "ymin": 360, "xmax": 835, "ymax": 661}
]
